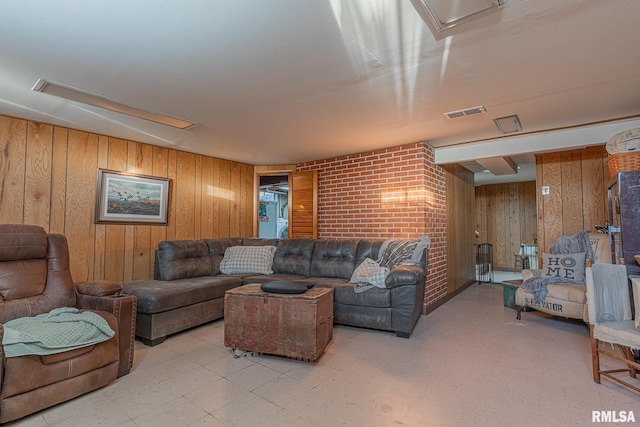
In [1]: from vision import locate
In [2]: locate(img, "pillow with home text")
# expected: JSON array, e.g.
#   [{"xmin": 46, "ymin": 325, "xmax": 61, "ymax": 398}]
[{"xmin": 540, "ymin": 252, "xmax": 586, "ymax": 284}]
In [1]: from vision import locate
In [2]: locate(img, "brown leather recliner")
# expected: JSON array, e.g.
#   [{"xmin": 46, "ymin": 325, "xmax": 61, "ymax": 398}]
[{"xmin": 0, "ymin": 224, "xmax": 136, "ymax": 424}]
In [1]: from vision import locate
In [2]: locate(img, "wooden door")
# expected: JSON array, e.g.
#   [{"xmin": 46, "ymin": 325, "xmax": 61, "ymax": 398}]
[{"xmin": 288, "ymin": 171, "xmax": 318, "ymax": 238}]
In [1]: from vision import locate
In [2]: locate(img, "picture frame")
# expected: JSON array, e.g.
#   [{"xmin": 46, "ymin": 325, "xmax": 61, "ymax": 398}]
[{"xmin": 95, "ymin": 169, "xmax": 171, "ymax": 225}]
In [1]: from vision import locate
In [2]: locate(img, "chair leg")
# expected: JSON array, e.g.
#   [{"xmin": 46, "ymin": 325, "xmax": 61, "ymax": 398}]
[
  {"xmin": 627, "ymin": 347, "xmax": 637, "ymax": 379},
  {"xmin": 590, "ymin": 325, "xmax": 601, "ymax": 384}
]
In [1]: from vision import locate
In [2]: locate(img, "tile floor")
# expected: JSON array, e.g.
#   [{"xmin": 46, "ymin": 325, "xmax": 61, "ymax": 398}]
[{"xmin": 11, "ymin": 283, "xmax": 639, "ymax": 427}]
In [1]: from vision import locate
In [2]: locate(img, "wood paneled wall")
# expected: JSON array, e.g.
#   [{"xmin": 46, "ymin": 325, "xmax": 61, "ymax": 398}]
[
  {"xmin": 475, "ymin": 181, "xmax": 537, "ymax": 269},
  {"xmin": 0, "ymin": 115, "xmax": 254, "ymax": 283},
  {"xmin": 444, "ymin": 164, "xmax": 476, "ymax": 292},
  {"xmin": 536, "ymin": 145, "xmax": 608, "ymax": 253}
]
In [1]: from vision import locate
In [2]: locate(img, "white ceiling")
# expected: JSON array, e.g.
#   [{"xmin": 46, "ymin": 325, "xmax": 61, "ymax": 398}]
[{"xmin": 1, "ymin": 0, "xmax": 639, "ymax": 169}]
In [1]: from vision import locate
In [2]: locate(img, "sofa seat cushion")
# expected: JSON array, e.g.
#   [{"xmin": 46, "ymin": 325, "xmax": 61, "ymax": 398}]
[
  {"xmin": 545, "ymin": 283, "xmax": 587, "ymax": 303},
  {"xmin": 123, "ymin": 276, "xmax": 241, "ymax": 314},
  {"xmin": 314, "ymin": 281, "xmax": 391, "ymax": 308}
]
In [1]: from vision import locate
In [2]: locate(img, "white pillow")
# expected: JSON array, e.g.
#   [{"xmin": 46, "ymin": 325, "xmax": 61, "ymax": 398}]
[{"xmin": 220, "ymin": 246, "xmax": 276, "ymax": 275}]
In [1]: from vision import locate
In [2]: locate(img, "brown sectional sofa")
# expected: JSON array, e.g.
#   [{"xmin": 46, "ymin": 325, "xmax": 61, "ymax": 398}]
[{"xmin": 122, "ymin": 237, "xmax": 428, "ymax": 346}]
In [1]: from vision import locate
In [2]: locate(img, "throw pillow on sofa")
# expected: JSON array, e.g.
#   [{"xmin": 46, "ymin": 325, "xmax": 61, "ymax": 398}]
[
  {"xmin": 220, "ymin": 245, "xmax": 277, "ymax": 275},
  {"xmin": 540, "ymin": 252, "xmax": 586, "ymax": 284}
]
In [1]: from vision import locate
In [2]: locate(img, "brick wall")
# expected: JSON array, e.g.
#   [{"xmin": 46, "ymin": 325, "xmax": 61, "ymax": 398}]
[{"xmin": 297, "ymin": 142, "xmax": 448, "ymax": 309}]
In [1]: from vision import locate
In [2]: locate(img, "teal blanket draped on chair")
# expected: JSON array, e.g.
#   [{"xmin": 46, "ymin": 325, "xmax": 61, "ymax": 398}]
[{"xmin": 2, "ymin": 307, "xmax": 115, "ymax": 357}]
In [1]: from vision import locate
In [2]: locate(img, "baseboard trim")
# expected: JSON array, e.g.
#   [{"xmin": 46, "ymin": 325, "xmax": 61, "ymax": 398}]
[{"xmin": 422, "ymin": 279, "xmax": 476, "ymax": 316}]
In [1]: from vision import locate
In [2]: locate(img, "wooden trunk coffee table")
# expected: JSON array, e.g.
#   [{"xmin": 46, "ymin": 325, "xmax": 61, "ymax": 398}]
[{"xmin": 224, "ymin": 283, "xmax": 334, "ymax": 362}]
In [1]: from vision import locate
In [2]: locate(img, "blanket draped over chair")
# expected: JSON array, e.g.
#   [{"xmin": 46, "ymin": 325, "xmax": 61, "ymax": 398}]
[
  {"xmin": 2, "ymin": 307, "xmax": 115, "ymax": 357},
  {"xmin": 352, "ymin": 235, "xmax": 430, "ymax": 293},
  {"xmin": 521, "ymin": 230, "xmax": 595, "ymax": 303}
]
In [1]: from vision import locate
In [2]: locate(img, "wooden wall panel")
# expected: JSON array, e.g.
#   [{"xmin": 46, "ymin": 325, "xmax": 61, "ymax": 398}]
[
  {"xmin": 0, "ymin": 114, "xmax": 255, "ymax": 282},
  {"xmin": 201, "ymin": 156, "xmax": 215, "ymax": 238},
  {"xmin": 538, "ymin": 153, "xmax": 563, "ymax": 254},
  {"xmin": 0, "ymin": 116, "xmax": 27, "ymax": 223},
  {"xmin": 582, "ymin": 145, "xmax": 608, "ymax": 234},
  {"xmin": 194, "ymin": 156, "xmax": 203, "ymax": 239},
  {"xmin": 560, "ymin": 151, "xmax": 583, "ymax": 235},
  {"xmin": 475, "ymin": 181, "xmax": 537, "ymax": 269},
  {"xmin": 65, "ymin": 130, "xmax": 98, "ymax": 282},
  {"xmin": 94, "ymin": 135, "xmax": 109, "ymax": 280},
  {"xmin": 24, "ymin": 122, "xmax": 52, "ymax": 228},
  {"xmin": 508, "ymin": 183, "xmax": 520, "ymax": 261},
  {"xmin": 229, "ymin": 162, "xmax": 241, "ymax": 237},
  {"xmin": 104, "ymin": 138, "xmax": 127, "ymax": 281},
  {"xmin": 132, "ymin": 143, "xmax": 154, "ymax": 280},
  {"xmin": 474, "ymin": 186, "xmax": 487, "ymax": 245},
  {"xmin": 241, "ymin": 163, "xmax": 253, "ymax": 236},
  {"xmin": 150, "ymin": 146, "xmax": 169, "ymax": 267},
  {"xmin": 521, "ymin": 182, "xmax": 538, "ymax": 246},
  {"xmin": 536, "ymin": 146, "xmax": 608, "ymax": 253},
  {"xmin": 50, "ymin": 127, "xmax": 69, "ymax": 234},
  {"xmin": 444, "ymin": 164, "xmax": 475, "ymax": 291},
  {"xmin": 175, "ymin": 151, "xmax": 196, "ymax": 240},
  {"xmin": 491, "ymin": 185, "xmax": 508, "ymax": 267},
  {"xmin": 212, "ymin": 158, "xmax": 221, "ymax": 238},
  {"xmin": 217, "ymin": 160, "xmax": 231, "ymax": 238}
]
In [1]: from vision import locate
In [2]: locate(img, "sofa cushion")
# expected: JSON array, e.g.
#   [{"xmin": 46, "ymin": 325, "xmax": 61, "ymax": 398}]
[
  {"xmin": 272, "ymin": 239, "xmax": 315, "ymax": 276},
  {"xmin": 546, "ymin": 283, "xmax": 587, "ymax": 303},
  {"xmin": 122, "ymin": 276, "xmax": 241, "ymax": 314},
  {"xmin": 356, "ymin": 239, "xmax": 385, "ymax": 264},
  {"xmin": 0, "ymin": 259, "xmax": 47, "ymax": 300},
  {"xmin": 329, "ymin": 282, "xmax": 391, "ymax": 308},
  {"xmin": 0, "ymin": 224, "xmax": 48, "ymax": 261},
  {"xmin": 310, "ymin": 239, "xmax": 358, "ymax": 279},
  {"xmin": 204, "ymin": 238, "xmax": 243, "ymax": 275},
  {"xmin": 156, "ymin": 240, "xmax": 212, "ymax": 281},
  {"xmin": 220, "ymin": 245, "xmax": 277, "ymax": 275},
  {"xmin": 540, "ymin": 252, "xmax": 586, "ymax": 284}
]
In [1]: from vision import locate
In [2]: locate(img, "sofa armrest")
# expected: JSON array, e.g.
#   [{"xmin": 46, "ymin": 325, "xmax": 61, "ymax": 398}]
[
  {"xmin": 75, "ymin": 280, "xmax": 123, "ymax": 297},
  {"xmin": 0, "ymin": 324, "xmax": 4, "ymax": 375},
  {"xmin": 522, "ymin": 269, "xmax": 542, "ymax": 281},
  {"xmin": 385, "ymin": 265, "xmax": 425, "ymax": 288},
  {"xmin": 75, "ymin": 291, "xmax": 137, "ymax": 377}
]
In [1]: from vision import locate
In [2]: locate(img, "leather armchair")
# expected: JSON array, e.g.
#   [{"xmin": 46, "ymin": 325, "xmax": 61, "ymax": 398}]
[{"xmin": 0, "ymin": 224, "xmax": 136, "ymax": 424}]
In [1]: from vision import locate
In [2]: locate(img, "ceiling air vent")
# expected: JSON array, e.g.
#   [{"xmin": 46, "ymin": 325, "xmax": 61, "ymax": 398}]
[{"xmin": 444, "ymin": 105, "xmax": 486, "ymax": 119}]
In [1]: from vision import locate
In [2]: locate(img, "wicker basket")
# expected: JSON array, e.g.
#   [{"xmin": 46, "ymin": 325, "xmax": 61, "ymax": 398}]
[{"xmin": 607, "ymin": 152, "xmax": 640, "ymax": 178}]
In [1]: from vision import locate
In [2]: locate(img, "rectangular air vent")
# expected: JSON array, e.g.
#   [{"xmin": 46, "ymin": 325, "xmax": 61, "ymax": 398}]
[{"xmin": 444, "ymin": 105, "xmax": 486, "ymax": 119}]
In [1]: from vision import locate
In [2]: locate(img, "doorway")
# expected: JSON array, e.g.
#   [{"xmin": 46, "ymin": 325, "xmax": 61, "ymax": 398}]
[{"xmin": 258, "ymin": 175, "xmax": 288, "ymax": 239}]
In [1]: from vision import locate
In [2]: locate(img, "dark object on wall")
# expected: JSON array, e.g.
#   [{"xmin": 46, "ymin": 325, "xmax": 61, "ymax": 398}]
[{"xmin": 608, "ymin": 171, "xmax": 640, "ymax": 276}]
